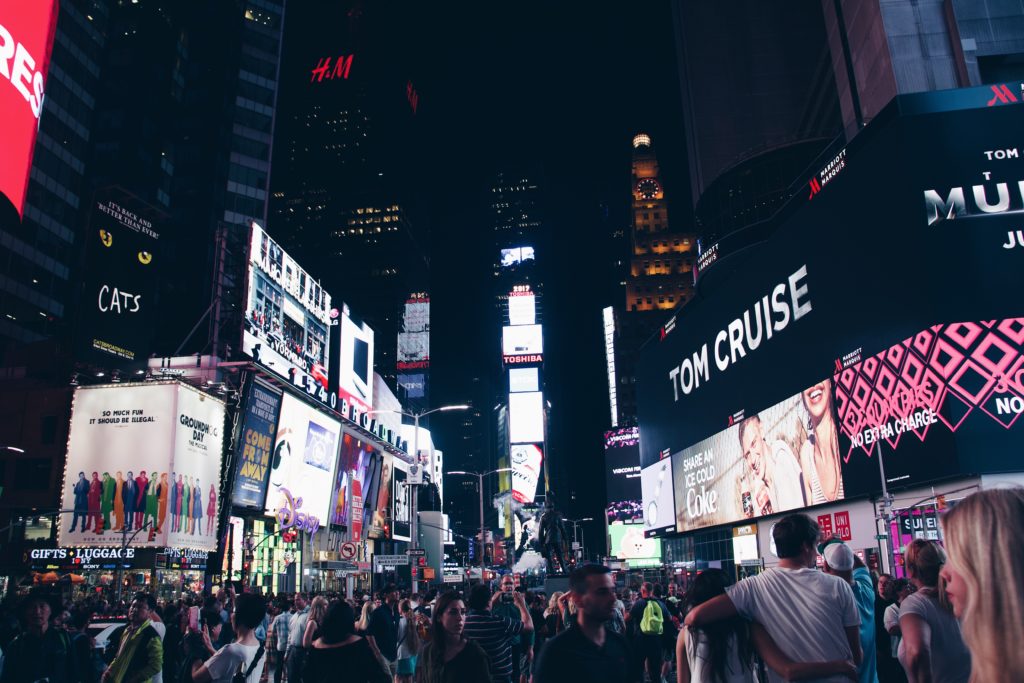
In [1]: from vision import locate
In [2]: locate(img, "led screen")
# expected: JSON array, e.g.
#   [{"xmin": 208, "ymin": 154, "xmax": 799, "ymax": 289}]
[
  {"xmin": 511, "ymin": 444, "xmax": 543, "ymax": 504},
  {"xmin": 635, "ymin": 88, "xmax": 1024, "ymax": 504},
  {"xmin": 604, "ymin": 427, "xmax": 642, "ymax": 525},
  {"xmin": 609, "ymin": 521, "xmax": 662, "ymax": 562},
  {"xmin": 509, "ymin": 368, "xmax": 539, "ymax": 393},
  {"xmin": 509, "ymin": 391, "xmax": 544, "ymax": 443},
  {"xmin": 392, "ymin": 460, "xmax": 411, "ymax": 541},
  {"xmin": 0, "ymin": 2, "xmax": 58, "ymax": 216},
  {"xmin": 243, "ymin": 224, "xmax": 332, "ymax": 399},
  {"xmin": 503, "ymin": 325, "xmax": 543, "ymax": 357},
  {"xmin": 336, "ymin": 310, "xmax": 375, "ymax": 413},
  {"xmin": 508, "ymin": 293, "xmax": 536, "ymax": 326},
  {"xmin": 641, "ymin": 457, "xmax": 675, "ymax": 538},
  {"xmin": 500, "ymin": 246, "xmax": 536, "ymax": 267},
  {"xmin": 265, "ymin": 393, "xmax": 341, "ymax": 522},
  {"xmin": 671, "ymin": 380, "xmax": 846, "ymax": 534}
]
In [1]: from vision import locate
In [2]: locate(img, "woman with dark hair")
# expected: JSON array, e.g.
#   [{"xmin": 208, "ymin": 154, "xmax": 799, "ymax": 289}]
[
  {"xmin": 301, "ymin": 601, "xmax": 390, "ymax": 683},
  {"xmin": 416, "ymin": 592, "xmax": 490, "ymax": 683},
  {"xmin": 677, "ymin": 569, "xmax": 856, "ymax": 683}
]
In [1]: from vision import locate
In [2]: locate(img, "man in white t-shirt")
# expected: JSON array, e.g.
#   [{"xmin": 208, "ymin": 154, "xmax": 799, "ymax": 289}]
[
  {"xmin": 192, "ymin": 593, "xmax": 267, "ymax": 683},
  {"xmin": 686, "ymin": 513, "xmax": 861, "ymax": 683}
]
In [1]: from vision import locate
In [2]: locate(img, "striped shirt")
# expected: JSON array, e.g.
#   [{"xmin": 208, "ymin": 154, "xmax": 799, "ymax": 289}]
[{"xmin": 464, "ymin": 609, "xmax": 524, "ymax": 682}]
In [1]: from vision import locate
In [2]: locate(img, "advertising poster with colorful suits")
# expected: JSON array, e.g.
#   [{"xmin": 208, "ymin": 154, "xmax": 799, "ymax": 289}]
[
  {"xmin": 265, "ymin": 393, "xmax": 340, "ymax": 523},
  {"xmin": 59, "ymin": 383, "xmax": 225, "ymax": 551},
  {"xmin": 166, "ymin": 384, "xmax": 225, "ymax": 551}
]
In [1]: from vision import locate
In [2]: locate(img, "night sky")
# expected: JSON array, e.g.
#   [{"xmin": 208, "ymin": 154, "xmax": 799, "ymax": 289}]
[
  {"xmin": 417, "ymin": 4, "xmax": 689, "ymax": 552},
  {"xmin": 283, "ymin": 2, "xmax": 690, "ymax": 553}
]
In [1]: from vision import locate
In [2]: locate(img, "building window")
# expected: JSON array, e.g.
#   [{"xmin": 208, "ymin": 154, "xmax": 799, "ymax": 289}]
[{"xmin": 40, "ymin": 415, "xmax": 57, "ymax": 445}]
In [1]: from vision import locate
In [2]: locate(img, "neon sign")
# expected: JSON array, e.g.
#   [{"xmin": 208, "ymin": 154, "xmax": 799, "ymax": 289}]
[
  {"xmin": 276, "ymin": 487, "xmax": 321, "ymax": 538},
  {"xmin": 310, "ymin": 54, "xmax": 354, "ymax": 82}
]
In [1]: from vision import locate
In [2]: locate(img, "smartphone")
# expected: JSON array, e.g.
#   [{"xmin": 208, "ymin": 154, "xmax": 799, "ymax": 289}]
[{"xmin": 188, "ymin": 606, "xmax": 200, "ymax": 632}]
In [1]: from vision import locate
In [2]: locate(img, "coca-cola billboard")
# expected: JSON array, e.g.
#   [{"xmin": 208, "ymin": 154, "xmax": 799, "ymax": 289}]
[{"xmin": 0, "ymin": 2, "xmax": 58, "ymax": 216}]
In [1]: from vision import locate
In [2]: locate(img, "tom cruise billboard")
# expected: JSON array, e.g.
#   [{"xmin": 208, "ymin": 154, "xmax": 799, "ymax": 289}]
[{"xmin": 637, "ymin": 85, "xmax": 1024, "ymax": 524}]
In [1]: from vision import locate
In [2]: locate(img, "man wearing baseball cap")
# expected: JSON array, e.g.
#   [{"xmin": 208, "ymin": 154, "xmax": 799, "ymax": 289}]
[{"xmin": 821, "ymin": 538, "xmax": 878, "ymax": 683}]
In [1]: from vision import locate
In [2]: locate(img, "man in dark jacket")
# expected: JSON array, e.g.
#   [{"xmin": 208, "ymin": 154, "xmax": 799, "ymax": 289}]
[
  {"xmin": 123, "ymin": 472, "xmax": 138, "ymax": 531},
  {"xmin": 0, "ymin": 593, "xmax": 76, "ymax": 683}
]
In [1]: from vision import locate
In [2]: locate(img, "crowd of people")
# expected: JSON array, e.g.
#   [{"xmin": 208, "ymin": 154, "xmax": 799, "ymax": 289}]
[{"xmin": 0, "ymin": 486, "xmax": 1017, "ymax": 683}]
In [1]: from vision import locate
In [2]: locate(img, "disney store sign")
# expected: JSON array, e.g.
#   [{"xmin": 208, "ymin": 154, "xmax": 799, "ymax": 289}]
[{"xmin": 276, "ymin": 487, "xmax": 321, "ymax": 538}]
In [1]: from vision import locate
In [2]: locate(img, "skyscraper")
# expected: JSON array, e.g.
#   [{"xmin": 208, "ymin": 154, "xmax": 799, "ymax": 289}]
[
  {"xmin": 605, "ymin": 135, "xmax": 698, "ymax": 427},
  {"xmin": 269, "ymin": 0, "xmax": 428, "ymax": 399},
  {"xmin": 0, "ymin": 1, "xmax": 110, "ymax": 349}
]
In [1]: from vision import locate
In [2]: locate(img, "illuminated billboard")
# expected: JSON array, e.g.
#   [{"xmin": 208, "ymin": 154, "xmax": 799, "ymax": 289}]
[
  {"xmin": 511, "ymin": 444, "xmax": 543, "ymax": 504},
  {"xmin": 398, "ymin": 373, "xmax": 426, "ymax": 399},
  {"xmin": 605, "ymin": 427, "xmax": 642, "ymax": 525},
  {"xmin": 392, "ymin": 459, "xmax": 411, "ymax": 541},
  {"xmin": 509, "ymin": 368, "xmax": 539, "ymax": 393},
  {"xmin": 641, "ymin": 457, "xmax": 675, "ymax": 538},
  {"xmin": 265, "ymin": 393, "xmax": 341, "ymax": 523},
  {"xmin": 368, "ymin": 452, "xmax": 393, "ymax": 539},
  {"xmin": 503, "ymin": 325, "xmax": 543, "ymax": 365},
  {"xmin": 397, "ymin": 294, "xmax": 429, "ymax": 370},
  {"xmin": 609, "ymin": 522, "xmax": 662, "ymax": 564},
  {"xmin": 508, "ymin": 289, "xmax": 536, "ymax": 326},
  {"xmin": 336, "ymin": 309, "xmax": 375, "ymax": 413},
  {"xmin": 500, "ymin": 246, "xmax": 536, "ymax": 267},
  {"xmin": 635, "ymin": 87, "xmax": 1024, "ymax": 507},
  {"xmin": 231, "ymin": 381, "xmax": 282, "ymax": 510},
  {"xmin": 243, "ymin": 223, "xmax": 332, "ymax": 402},
  {"xmin": 330, "ymin": 431, "xmax": 374, "ymax": 529},
  {"xmin": 0, "ymin": 2, "xmax": 58, "ymax": 216},
  {"xmin": 671, "ymin": 380, "xmax": 846, "ymax": 534},
  {"xmin": 77, "ymin": 195, "xmax": 163, "ymax": 367},
  {"xmin": 509, "ymin": 391, "xmax": 544, "ymax": 443},
  {"xmin": 59, "ymin": 383, "xmax": 225, "ymax": 551}
]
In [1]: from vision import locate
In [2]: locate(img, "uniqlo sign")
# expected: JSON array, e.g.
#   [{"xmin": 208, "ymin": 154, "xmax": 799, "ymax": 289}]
[
  {"xmin": 0, "ymin": 2, "xmax": 58, "ymax": 216},
  {"xmin": 817, "ymin": 514, "xmax": 833, "ymax": 539},
  {"xmin": 833, "ymin": 511, "xmax": 852, "ymax": 541}
]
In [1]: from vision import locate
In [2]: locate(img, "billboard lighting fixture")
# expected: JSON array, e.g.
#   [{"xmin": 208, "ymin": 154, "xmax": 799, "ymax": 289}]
[{"xmin": 95, "ymin": 372, "xmax": 105, "ymax": 378}]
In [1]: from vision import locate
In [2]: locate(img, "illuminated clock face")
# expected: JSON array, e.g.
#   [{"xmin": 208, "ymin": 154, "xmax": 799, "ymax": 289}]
[{"xmin": 636, "ymin": 178, "xmax": 661, "ymax": 199}]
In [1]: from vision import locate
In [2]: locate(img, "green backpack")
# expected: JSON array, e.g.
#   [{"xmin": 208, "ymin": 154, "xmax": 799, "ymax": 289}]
[{"xmin": 639, "ymin": 599, "xmax": 664, "ymax": 635}]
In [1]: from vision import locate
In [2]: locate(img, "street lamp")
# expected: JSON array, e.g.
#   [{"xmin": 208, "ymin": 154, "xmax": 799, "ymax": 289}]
[
  {"xmin": 0, "ymin": 446, "xmax": 25, "ymax": 453},
  {"xmin": 564, "ymin": 517, "xmax": 595, "ymax": 564},
  {"xmin": 449, "ymin": 468, "xmax": 512, "ymax": 577},
  {"xmin": 367, "ymin": 404, "xmax": 470, "ymax": 556}
]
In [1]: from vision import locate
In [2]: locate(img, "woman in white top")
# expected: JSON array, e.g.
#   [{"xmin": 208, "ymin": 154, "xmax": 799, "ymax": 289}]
[
  {"xmin": 798, "ymin": 380, "xmax": 844, "ymax": 505},
  {"xmin": 676, "ymin": 569, "xmax": 857, "ymax": 683},
  {"xmin": 192, "ymin": 593, "xmax": 267, "ymax": 683}
]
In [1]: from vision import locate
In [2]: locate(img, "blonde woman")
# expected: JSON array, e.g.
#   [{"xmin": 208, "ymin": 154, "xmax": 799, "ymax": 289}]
[
  {"xmin": 396, "ymin": 598, "xmax": 421, "ymax": 682},
  {"xmin": 357, "ymin": 600, "xmax": 375, "ymax": 634},
  {"xmin": 898, "ymin": 539, "xmax": 971, "ymax": 683},
  {"xmin": 543, "ymin": 592, "xmax": 564, "ymax": 637},
  {"xmin": 941, "ymin": 487, "xmax": 1024, "ymax": 683},
  {"xmin": 304, "ymin": 596, "xmax": 330, "ymax": 647}
]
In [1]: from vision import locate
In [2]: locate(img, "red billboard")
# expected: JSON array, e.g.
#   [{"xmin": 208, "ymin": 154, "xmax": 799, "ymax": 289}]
[{"xmin": 0, "ymin": 2, "xmax": 59, "ymax": 216}]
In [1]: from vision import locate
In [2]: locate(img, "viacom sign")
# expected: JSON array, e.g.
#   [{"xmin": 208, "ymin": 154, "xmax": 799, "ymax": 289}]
[{"xmin": 0, "ymin": 2, "xmax": 58, "ymax": 216}]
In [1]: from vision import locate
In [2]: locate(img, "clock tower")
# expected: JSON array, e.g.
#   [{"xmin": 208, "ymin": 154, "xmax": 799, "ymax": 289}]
[{"xmin": 626, "ymin": 133, "xmax": 696, "ymax": 313}]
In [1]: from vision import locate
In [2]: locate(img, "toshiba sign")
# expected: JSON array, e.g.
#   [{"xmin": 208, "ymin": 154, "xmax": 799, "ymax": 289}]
[{"xmin": 0, "ymin": 2, "xmax": 58, "ymax": 217}]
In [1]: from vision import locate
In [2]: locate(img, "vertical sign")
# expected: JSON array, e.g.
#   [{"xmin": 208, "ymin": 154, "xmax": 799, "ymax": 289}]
[
  {"xmin": 817, "ymin": 514, "xmax": 834, "ymax": 539},
  {"xmin": 0, "ymin": 2, "xmax": 59, "ymax": 216},
  {"xmin": 231, "ymin": 381, "xmax": 282, "ymax": 509},
  {"xmin": 833, "ymin": 511, "xmax": 852, "ymax": 541}
]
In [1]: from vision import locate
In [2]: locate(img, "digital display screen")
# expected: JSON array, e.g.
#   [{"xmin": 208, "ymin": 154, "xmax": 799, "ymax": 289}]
[
  {"xmin": 503, "ymin": 325, "xmax": 543, "ymax": 356},
  {"xmin": 509, "ymin": 391, "xmax": 544, "ymax": 443},
  {"xmin": 670, "ymin": 380, "xmax": 846, "ymax": 534},
  {"xmin": 243, "ymin": 224, "xmax": 332, "ymax": 400},
  {"xmin": 635, "ymin": 92, "xmax": 1024, "ymax": 507},
  {"xmin": 336, "ymin": 310, "xmax": 375, "ymax": 413},
  {"xmin": 641, "ymin": 457, "xmax": 675, "ymax": 538},
  {"xmin": 508, "ymin": 293, "xmax": 536, "ymax": 326},
  {"xmin": 609, "ymin": 522, "xmax": 662, "ymax": 562},
  {"xmin": 265, "ymin": 393, "xmax": 341, "ymax": 522},
  {"xmin": 605, "ymin": 427, "xmax": 642, "ymax": 525},
  {"xmin": 500, "ymin": 246, "xmax": 536, "ymax": 267},
  {"xmin": 511, "ymin": 444, "xmax": 543, "ymax": 504},
  {"xmin": 509, "ymin": 368, "xmax": 539, "ymax": 393}
]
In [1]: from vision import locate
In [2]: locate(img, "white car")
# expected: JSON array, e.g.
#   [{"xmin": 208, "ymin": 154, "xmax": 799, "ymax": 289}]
[{"xmin": 88, "ymin": 619, "xmax": 127, "ymax": 652}]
